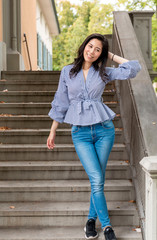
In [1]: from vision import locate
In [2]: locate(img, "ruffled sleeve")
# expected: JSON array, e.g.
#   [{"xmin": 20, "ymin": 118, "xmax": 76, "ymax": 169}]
[
  {"xmin": 106, "ymin": 60, "xmax": 141, "ymax": 82},
  {"xmin": 48, "ymin": 67, "xmax": 70, "ymax": 123}
]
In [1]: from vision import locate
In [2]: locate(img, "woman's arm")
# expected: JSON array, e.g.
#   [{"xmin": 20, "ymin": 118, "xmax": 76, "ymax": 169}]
[
  {"xmin": 50, "ymin": 120, "xmax": 59, "ymax": 133},
  {"xmin": 106, "ymin": 52, "xmax": 141, "ymax": 81},
  {"xmin": 47, "ymin": 120, "xmax": 59, "ymax": 149},
  {"xmin": 47, "ymin": 66, "xmax": 70, "ymax": 150},
  {"xmin": 108, "ymin": 51, "xmax": 129, "ymax": 64}
]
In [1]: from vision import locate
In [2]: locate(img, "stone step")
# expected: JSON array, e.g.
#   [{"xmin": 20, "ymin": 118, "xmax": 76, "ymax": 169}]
[
  {"xmin": 1, "ymin": 71, "xmax": 61, "ymax": 81},
  {"xmin": 0, "ymin": 160, "xmax": 131, "ymax": 180},
  {"xmin": 0, "ymin": 71, "xmax": 142, "ymax": 238},
  {"xmin": 0, "ymin": 201, "xmax": 139, "ymax": 227},
  {"xmin": 1, "ymin": 71, "xmax": 115, "ymax": 89},
  {"xmin": 0, "ymin": 226, "xmax": 143, "ymax": 240},
  {"xmin": 0, "ymin": 143, "xmax": 128, "ymax": 161},
  {"xmin": 0, "ymin": 115, "xmax": 122, "ymax": 129},
  {"xmin": 0, "ymin": 128, "xmax": 124, "ymax": 144},
  {"xmin": 0, "ymin": 102, "xmax": 120, "ymax": 115},
  {"xmin": 0, "ymin": 90, "xmax": 117, "ymax": 102},
  {"xmin": 0, "ymin": 79, "xmax": 115, "ymax": 91},
  {"xmin": 1, "ymin": 71, "xmax": 114, "ymax": 90},
  {"xmin": 0, "ymin": 179, "xmax": 135, "ymax": 202}
]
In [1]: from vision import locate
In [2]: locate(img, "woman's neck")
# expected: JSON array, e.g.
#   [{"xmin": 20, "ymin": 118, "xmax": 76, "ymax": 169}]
[{"xmin": 82, "ymin": 62, "xmax": 92, "ymax": 70}]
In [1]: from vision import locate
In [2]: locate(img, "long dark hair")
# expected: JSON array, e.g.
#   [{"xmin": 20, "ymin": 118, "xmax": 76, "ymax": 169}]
[{"xmin": 69, "ymin": 33, "xmax": 109, "ymax": 82}]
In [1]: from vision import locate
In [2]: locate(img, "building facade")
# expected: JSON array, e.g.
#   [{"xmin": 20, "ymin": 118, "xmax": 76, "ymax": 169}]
[{"xmin": 0, "ymin": 0, "xmax": 60, "ymax": 72}]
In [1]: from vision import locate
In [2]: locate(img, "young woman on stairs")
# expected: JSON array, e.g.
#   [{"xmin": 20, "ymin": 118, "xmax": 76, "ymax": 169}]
[{"xmin": 47, "ymin": 33, "xmax": 141, "ymax": 240}]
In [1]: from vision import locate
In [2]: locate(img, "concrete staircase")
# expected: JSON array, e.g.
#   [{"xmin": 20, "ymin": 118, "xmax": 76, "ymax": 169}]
[{"xmin": 0, "ymin": 71, "xmax": 143, "ymax": 240}]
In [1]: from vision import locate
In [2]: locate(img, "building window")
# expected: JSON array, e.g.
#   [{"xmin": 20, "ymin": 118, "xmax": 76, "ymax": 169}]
[
  {"xmin": 37, "ymin": 33, "xmax": 42, "ymax": 69},
  {"xmin": 43, "ymin": 44, "xmax": 47, "ymax": 70},
  {"xmin": 37, "ymin": 33, "xmax": 52, "ymax": 70},
  {"xmin": 40, "ymin": 12, "xmax": 42, "ymax": 24},
  {"xmin": 42, "ymin": 42, "xmax": 44, "ymax": 69},
  {"xmin": 48, "ymin": 51, "xmax": 52, "ymax": 70}
]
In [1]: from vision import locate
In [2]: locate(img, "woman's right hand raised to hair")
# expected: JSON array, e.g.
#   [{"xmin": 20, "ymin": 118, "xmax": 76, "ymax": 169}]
[{"xmin": 108, "ymin": 51, "xmax": 129, "ymax": 64}]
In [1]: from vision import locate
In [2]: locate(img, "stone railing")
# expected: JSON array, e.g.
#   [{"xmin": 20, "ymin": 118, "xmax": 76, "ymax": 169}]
[
  {"xmin": 113, "ymin": 11, "xmax": 157, "ymax": 240},
  {"xmin": 140, "ymin": 157, "xmax": 157, "ymax": 240}
]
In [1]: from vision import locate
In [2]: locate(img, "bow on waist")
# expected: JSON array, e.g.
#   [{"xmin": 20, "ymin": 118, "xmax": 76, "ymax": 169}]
[{"xmin": 70, "ymin": 98, "xmax": 102, "ymax": 114}]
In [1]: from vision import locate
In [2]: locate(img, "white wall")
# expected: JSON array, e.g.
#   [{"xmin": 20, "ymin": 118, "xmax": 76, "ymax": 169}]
[{"xmin": 36, "ymin": 1, "xmax": 52, "ymax": 55}]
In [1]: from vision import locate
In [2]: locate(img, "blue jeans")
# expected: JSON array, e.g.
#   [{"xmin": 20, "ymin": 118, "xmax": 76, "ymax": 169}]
[{"xmin": 71, "ymin": 120, "xmax": 115, "ymax": 229}]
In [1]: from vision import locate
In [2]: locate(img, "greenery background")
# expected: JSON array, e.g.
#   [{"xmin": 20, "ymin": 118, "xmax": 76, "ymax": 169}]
[{"xmin": 53, "ymin": 0, "xmax": 157, "ymax": 82}]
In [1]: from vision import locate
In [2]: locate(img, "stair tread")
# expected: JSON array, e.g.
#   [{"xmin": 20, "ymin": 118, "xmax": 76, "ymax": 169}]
[
  {"xmin": 0, "ymin": 115, "xmax": 120, "ymax": 119},
  {"xmin": 0, "ymin": 128, "xmax": 123, "ymax": 134},
  {"xmin": 0, "ymin": 179, "xmax": 133, "ymax": 190},
  {"xmin": 1, "ymin": 80, "xmax": 61, "ymax": 83},
  {"xmin": 0, "ymin": 102, "xmax": 118, "ymax": 106},
  {"xmin": 0, "ymin": 226, "xmax": 142, "ymax": 239},
  {"xmin": 0, "ymin": 143, "xmax": 126, "ymax": 155},
  {"xmin": 0, "ymin": 160, "xmax": 128, "ymax": 168},
  {"xmin": 2, "ymin": 71, "xmax": 61, "ymax": 75},
  {"xmin": 0, "ymin": 143, "xmax": 125, "ymax": 148},
  {"xmin": 0, "ymin": 80, "xmax": 114, "ymax": 86},
  {"xmin": 0, "ymin": 201, "xmax": 137, "ymax": 214},
  {"xmin": 0, "ymin": 90, "xmax": 116, "ymax": 95},
  {"xmin": 0, "ymin": 114, "xmax": 120, "ymax": 117}
]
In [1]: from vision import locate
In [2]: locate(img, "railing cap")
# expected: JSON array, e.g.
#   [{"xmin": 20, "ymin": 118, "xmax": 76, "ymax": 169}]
[
  {"xmin": 140, "ymin": 156, "xmax": 157, "ymax": 176},
  {"xmin": 129, "ymin": 10, "xmax": 155, "ymax": 16}
]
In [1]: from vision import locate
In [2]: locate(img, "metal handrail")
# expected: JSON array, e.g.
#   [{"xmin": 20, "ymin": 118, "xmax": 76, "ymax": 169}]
[{"xmin": 23, "ymin": 33, "xmax": 32, "ymax": 71}]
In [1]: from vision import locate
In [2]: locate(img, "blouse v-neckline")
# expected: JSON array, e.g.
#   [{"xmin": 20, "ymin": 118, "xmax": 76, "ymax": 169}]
[
  {"xmin": 82, "ymin": 65, "xmax": 92, "ymax": 83},
  {"xmin": 80, "ymin": 65, "xmax": 95, "ymax": 94},
  {"xmin": 82, "ymin": 69, "xmax": 89, "ymax": 82}
]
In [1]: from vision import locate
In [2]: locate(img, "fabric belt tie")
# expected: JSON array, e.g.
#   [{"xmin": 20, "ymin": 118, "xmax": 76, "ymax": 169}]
[{"xmin": 70, "ymin": 98, "xmax": 103, "ymax": 115}]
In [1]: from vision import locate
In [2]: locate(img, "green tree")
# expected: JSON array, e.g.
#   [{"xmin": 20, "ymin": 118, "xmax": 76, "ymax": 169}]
[
  {"xmin": 52, "ymin": 0, "xmax": 77, "ymax": 70},
  {"xmin": 88, "ymin": 3, "xmax": 114, "ymax": 34},
  {"xmin": 53, "ymin": 0, "xmax": 157, "ymax": 72},
  {"xmin": 62, "ymin": 17, "xmax": 88, "ymax": 67},
  {"xmin": 152, "ymin": 14, "xmax": 157, "ymax": 82},
  {"xmin": 61, "ymin": 1, "xmax": 96, "ymax": 67},
  {"xmin": 116, "ymin": 0, "xmax": 155, "ymax": 10},
  {"xmin": 56, "ymin": 0, "xmax": 77, "ymax": 32},
  {"xmin": 76, "ymin": 0, "xmax": 96, "ymax": 29},
  {"xmin": 52, "ymin": 33, "xmax": 67, "ymax": 70},
  {"xmin": 53, "ymin": 0, "xmax": 115, "ymax": 70}
]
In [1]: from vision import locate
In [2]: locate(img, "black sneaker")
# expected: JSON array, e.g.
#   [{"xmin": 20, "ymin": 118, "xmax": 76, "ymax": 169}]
[
  {"xmin": 84, "ymin": 219, "xmax": 98, "ymax": 239},
  {"xmin": 104, "ymin": 227, "xmax": 117, "ymax": 240}
]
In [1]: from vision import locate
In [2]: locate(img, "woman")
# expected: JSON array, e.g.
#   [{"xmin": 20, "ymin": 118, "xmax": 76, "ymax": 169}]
[{"xmin": 47, "ymin": 33, "xmax": 141, "ymax": 240}]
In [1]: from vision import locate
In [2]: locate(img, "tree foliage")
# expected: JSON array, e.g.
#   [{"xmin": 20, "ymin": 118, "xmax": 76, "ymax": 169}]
[
  {"xmin": 53, "ymin": 0, "xmax": 114, "ymax": 70},
  {"xmin": 152, "ymin": 15, "xmax": 157, "ymax": 71},
  {"xmin": 88, "ymin": 4, "xmax": 114, "ymax": 34},
  {"xmin": 53, "ymin": 0, "xmax": 157, "ymax": 72}
]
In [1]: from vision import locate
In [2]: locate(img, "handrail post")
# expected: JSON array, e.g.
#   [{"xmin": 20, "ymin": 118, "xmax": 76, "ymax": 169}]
[
  {"xmin": 140, "ymin": 157, "xmax": 157, "ymax": 240},
  {"xmin": 129, "ymin": 11, "xmax": 155, "ymax": 70},
  {"xmin": 23, "ymin": 33, "xmax": 32, "ymax": 71}
]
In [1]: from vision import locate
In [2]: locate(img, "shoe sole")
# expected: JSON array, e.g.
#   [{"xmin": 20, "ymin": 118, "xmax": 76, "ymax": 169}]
[{"xmin": 84, "ymin": 227, "xmax": 99, "ymax": 239}]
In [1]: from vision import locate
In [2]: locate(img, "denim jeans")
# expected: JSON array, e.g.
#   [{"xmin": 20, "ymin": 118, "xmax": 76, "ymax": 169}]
[{"xmin": 71, "ymin": 120, "xmax": 115, "ymax": 229}]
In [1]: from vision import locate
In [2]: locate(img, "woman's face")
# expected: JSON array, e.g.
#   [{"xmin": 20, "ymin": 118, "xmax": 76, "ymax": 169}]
[{"xmin": 83, "ymin": 38, "xmax": 103, "ymax": 64}]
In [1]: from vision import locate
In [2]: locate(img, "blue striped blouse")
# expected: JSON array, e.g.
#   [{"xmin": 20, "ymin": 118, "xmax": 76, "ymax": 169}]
[{"xmin": 48, "ymin": 60, "xmax": 141, "ymax": 126}]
